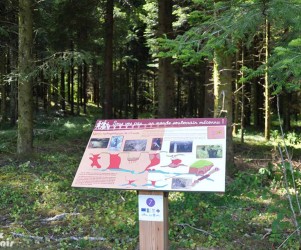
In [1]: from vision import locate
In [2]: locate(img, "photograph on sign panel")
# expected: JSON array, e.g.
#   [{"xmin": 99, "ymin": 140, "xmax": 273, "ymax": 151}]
[
  {"xmin": 151, "ymin": 138, "xmax": 163, "ymax": 150},
  {"xmin": 123, "ymin": 139, "xmax": 147, "ymax": 151},
  {"xmin": 171, "ymin": 177, "xmax": 192, "ymax": 189},
  {"xmin": 196, "ymin": 145, "xmax": 223, "ymax": 158},
  {"xmin": 109, "ymin": 136, "xmax": 123, "ymax": 151},
  {"xmin": 169, "ymin": 141, "xmax": 193, "ymax": 153},
  {"xmin": 88, "ymin": 138, "xmax": 110, "ymax": 148}
]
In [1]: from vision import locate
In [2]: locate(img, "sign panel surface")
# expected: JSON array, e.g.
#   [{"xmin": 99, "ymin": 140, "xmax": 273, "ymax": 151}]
[{"xmin": 72, "ymin": 118, "xmax": 227, "ymax": 192}]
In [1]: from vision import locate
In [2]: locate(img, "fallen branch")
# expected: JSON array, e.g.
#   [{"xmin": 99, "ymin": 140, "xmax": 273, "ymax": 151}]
[
  {"xmin": 176, "ymin": 223, "xmax": 215, "ymax": 237},
  {"xmin": 41, "ymin": 212, "xmax": 80, "ymax": 222},
  {"xmin": 276, "ymin": 226, "xmax": 301, "ymax": 250},
  {"xmin": 12, "ymin": 233, "xmax": 44, "ymax": 242},
  {"xmin": 12, "ymin": 233, "xmax": 105, "ymax": 242},
  {"xmin": 262, "ymin": 228, "xmax": 272, "ymax": 239},
  {"xmin": 60, "ymin": 236, "xmax": 106, "ymax": 242}
]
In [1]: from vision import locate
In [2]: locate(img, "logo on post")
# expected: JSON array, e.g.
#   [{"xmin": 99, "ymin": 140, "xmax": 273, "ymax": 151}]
[{"xmin": 146, "ymin": 198, "xmax": 155, "ymax": 207}]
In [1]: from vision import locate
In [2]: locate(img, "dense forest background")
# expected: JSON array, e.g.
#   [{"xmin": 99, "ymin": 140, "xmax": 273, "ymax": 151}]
[{"xmin": 1, "ymin": 0, "xmax": 301, "ymax": 158}]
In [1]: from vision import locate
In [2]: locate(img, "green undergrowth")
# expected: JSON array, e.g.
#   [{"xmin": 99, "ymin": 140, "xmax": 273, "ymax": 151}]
[{"xmin": 0, "ymin": 115, "xmax": 301, "ymax": 249}]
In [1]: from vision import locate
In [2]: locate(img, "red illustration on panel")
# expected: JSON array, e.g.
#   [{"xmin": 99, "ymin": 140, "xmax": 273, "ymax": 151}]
[
  {"xmin": 161, "ymin": 155, "xmax": 187, "ymax": 168},
  {"xmin": 145, "ymin": 153, "xmax": 160, "ymax": 171},
  {"xmin": 89, "ymin": 154, "xmax": 102, "ymax": 168},
  {"xmin": 107, "ymin": 153, "xmax": 121, "ymax": 169}
]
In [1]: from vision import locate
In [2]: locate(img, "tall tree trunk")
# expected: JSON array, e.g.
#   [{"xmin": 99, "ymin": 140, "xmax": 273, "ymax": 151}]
[
  {"xmin": 0, "ymin": 49, "xmax": 7, "ymax": 123},
  {"xmin": 157, "ymin": 0, "xmax": 175, "ymax": 118},
  {"xmin": 197, "ymin": 61, "xmax": 207, "ymax": 118},
  {"xmin": 251, "ymin": 79, "xmax": 259, "ymax": 128},
  {"xmin": 213, "ymin": 49, "xmax": 234, "ymax": 174},
  {"xmin": 83, "ymin": 62, "xmax": 87, "ymax": 114},
  {"xmin": 125, "ymin": 65, "xmax": 130, "ymax": 118},
  {"xmin": 117, "ymin": 57, "xmax": 124, "ymax": 118},
  {"xmin": 0, "ymin": 83, "xmax": 6, "ymax": 123},
  {"xmin": 67, "ymin": 70, "xmax": 71, "ymax": 103},
  {"xmin": 282, "ymin": 91, "xmax": 291, "ymax": 131},
  {"xmin": 78, "ymin": 64, "xmax": 83, "ymax": 106},
  {"xmin": 34, "ymin": 78, "xmax": 39, "ymax": 114},
  {"xmin": 176, "ymin": 74, "xmax": 181, "ymax": 118},
  {"xmin": 41, "ymin": 72, "xmax": 48, "ymax": 113},
  {"xmin": 53, "ymin": 75, "xmax": 59, "ymax": 109},
  {"xmin": 92, "ymin": 60, "xmax": 99, "ymax": 106},
  {"xmin": 77, "ymin": 65, "xmax": 81, "ymax": 115},
  {"xmin": 233, "ymin": 50, "xmax": 240, "ymax": 136},
  {"xmin": 132, "ymin": 65, "xmax": 138, "ymax": 119},
  {"xmin": 187, "ymin": 79, "xmax": 195, "ymax": 117},
  {"xmin": 240, "ymin": 46, "xmax": 245, "ymax": 143},
  {"xmin": 264, "ymin": 18, "xmax": 271, "ymax": 140},
  {"xmin": 17, "ymin": 0, "xmax": 33, "ymax": 155},
  {"xmin": 7, "ymin": 45, "xmax": 18, "ymax": 126},
  {"xmin": 249, "ymin": 36, "xmax": 260, "ymax": 129},
  {"xmin": 70, "ymin": 63, "xmax": 74, "ymax": 115},
  {"xmin": 203, "ymin": 64, "xmax": 213, "ymax": 118},
  {"xmin": 10, "ymin": 80, "xmax": 18, "ymax": 126},
  {"xmin": 60, "ymin": 69, "xmax": 66, "ymax": 113},
  {"xmin": 47, "ymin": 79, "xmax": 51, "ymax": 113},
  {"xmin": 103, "ymin": 0, "xmax": 114, "ymax": 119}
]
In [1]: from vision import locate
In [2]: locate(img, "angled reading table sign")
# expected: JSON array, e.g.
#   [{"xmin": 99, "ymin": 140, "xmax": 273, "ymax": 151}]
[
  {"xmin": 72, "ymin": 118, "xmax": 226, "ymax": 192},
  {"xmin": 72, "ymin": 118, "xmax": 227, "ymax": 249}
]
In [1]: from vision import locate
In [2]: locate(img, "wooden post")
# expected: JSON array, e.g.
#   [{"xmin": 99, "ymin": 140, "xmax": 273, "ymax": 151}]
[{"xmin": 139, "ymin": 191, "xmax": 169, "ymax": 250}]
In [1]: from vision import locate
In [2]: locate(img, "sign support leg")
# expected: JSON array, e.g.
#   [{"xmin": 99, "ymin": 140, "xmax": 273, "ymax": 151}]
[{"xmin": 138, "ymin": 191, "xmax": 169, "ymax": 250}]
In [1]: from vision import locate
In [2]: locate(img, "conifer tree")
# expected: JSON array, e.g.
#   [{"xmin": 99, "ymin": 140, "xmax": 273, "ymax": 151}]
[{"xmin": 17, "ymin": 0, "xmax": 34, "ymax": 155}]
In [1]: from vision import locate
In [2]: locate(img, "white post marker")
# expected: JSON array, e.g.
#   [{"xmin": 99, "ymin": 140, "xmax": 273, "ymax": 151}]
[
  {"xmin": 139, "ymin": 193, "xmax": 164, "ymax": 221},
  {"xmin": 138, "ymin": 191, "xmax": 169, "ymax": 250}
]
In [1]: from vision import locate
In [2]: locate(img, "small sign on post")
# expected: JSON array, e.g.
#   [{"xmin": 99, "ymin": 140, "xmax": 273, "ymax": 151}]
[{"xmin": 72, "ymin": 118, "xmax": 227, "ymax": 249}]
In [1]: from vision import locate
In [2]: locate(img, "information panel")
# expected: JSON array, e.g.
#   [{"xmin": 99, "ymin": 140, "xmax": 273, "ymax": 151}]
[{"xmin": 72, "ymin": 118, "xmax": 227, "ymax": 192}]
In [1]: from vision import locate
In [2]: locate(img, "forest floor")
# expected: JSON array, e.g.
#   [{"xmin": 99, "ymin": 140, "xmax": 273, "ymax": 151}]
[{"xmin": 0, "ymin": 110, "xmax": 301, "ymax": 249}]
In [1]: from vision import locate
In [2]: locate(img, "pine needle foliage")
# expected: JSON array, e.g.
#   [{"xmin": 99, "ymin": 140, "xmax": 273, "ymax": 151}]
[{"xmin": 158, "ymin": 0, "xmax": 301, "ymax": 70}]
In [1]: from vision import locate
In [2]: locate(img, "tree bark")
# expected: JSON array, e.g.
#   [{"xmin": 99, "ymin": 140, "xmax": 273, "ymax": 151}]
[
  {"xmin": 103, "ymin": 0, "xmax": 114, "ymax": 119},
  {"xmin": 70, "ymin": 61, "xmax": 74, "ymax": 115},
  {"xmin": 250, "ymin": 36, "xmax": 261, "ymax": 129},
  {"xmin": 53, "ymin": 75, "xmax": 59, "ymax": 109},
  {"xmin": 83, "ymin": 62, "xmax": 87, "ymax": 114},
  {"xmin": 282, "ymin": 91, "xmax": 291, "ymax": 131},
  {"xmin": 233, "ymin": 50, "xmax": 240, "ymax": 136},
  {"xmin": 76, "ymin": 65, "xmax": 81, "ymax": 115},
  {"xmin": 0, "ymin": 83, "xmax": 6, "ymax": 123},
  {"xmin": 17, "ymin": 0, "xmax": 33, "ymax": 155},
  {"xmin": 0, "ymin": 49, "xmax": 7, "ymax": 123},
  {"xmin": 60, "ymin": 69, "xmax": 66, "ymax": 113},
  {"xmin": 213, "ymin": 49, "xmax": 234, "ymax": 174},
  {"xmin": 6, "ymin": 44, "xmax": 18, "ymax": 126},
  {"xmin": 176, "ymin": 73, "xmax": 181, "ymax": 117},
  {"xmin": 92, "ymin": 60, "xmax": 100, "ymax": 106},
  {"xmin": 157, "ymin": 0, "xmax": 175, "ymax": 118},
  {"xmin": 240, "ymin": 46, "xmax": 245, "ymax": 143},
  {"xmin": 132, "ymin": 65, "xmax": 138, "ymax": 119},
  {"xmin": 197, "ymin": 61, "xmax": 207, "ymax": 118},
  {"xmin": 264, "ymin": 18, "xmax": 271, "ymax": 140}
]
